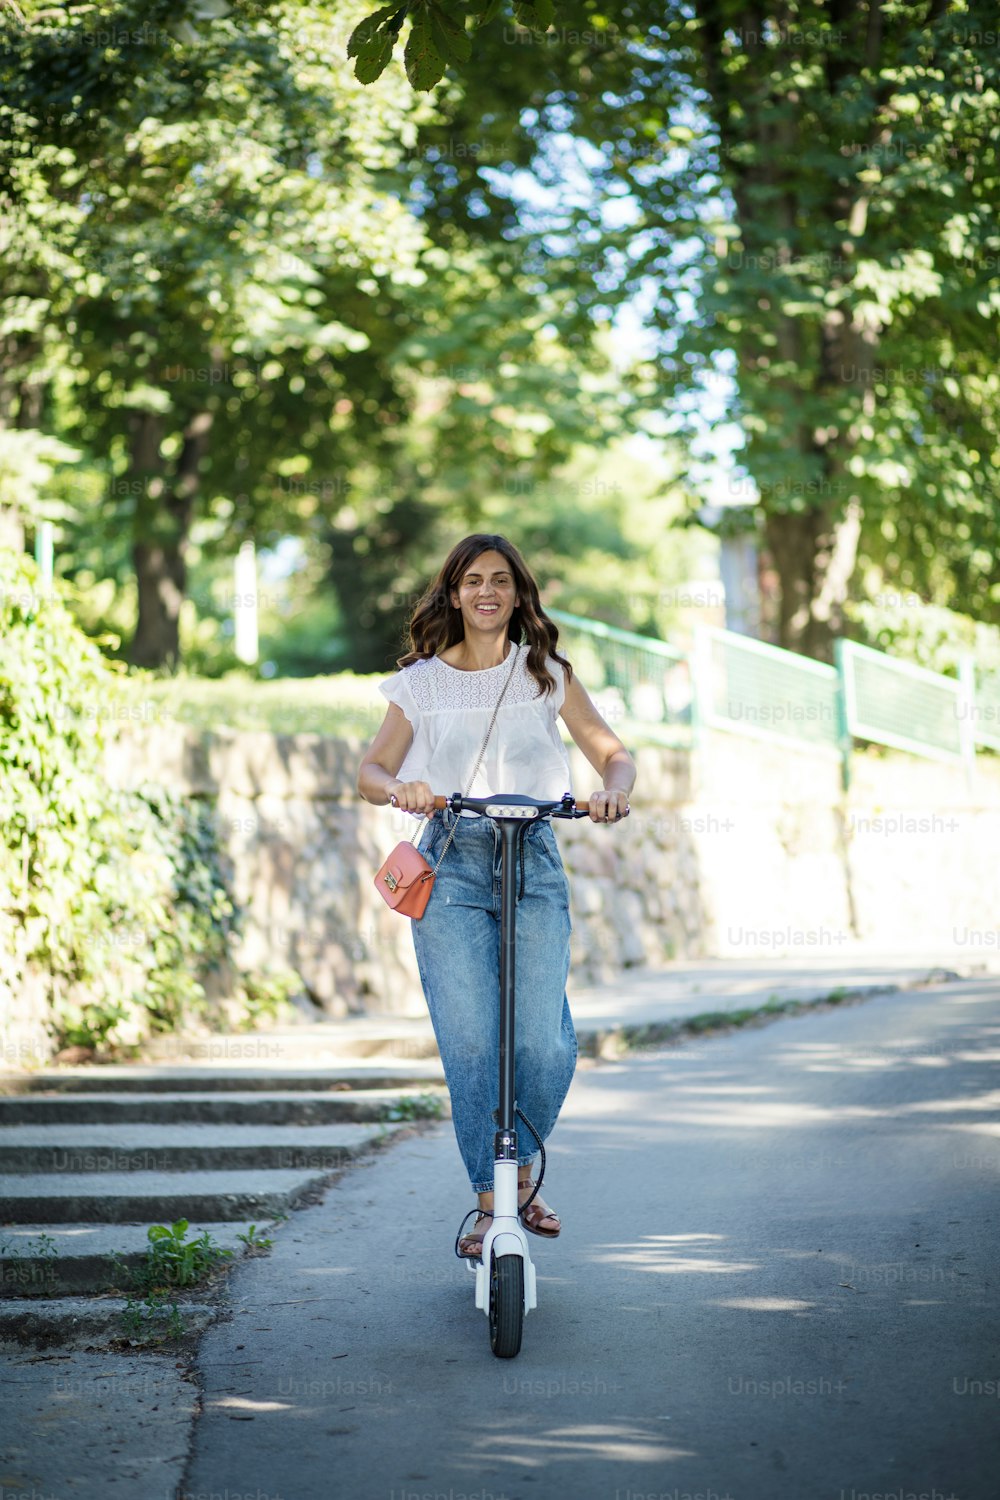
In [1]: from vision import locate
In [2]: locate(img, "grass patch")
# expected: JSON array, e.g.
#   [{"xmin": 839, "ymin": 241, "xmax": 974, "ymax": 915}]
[
  {"xmin": 110, "ymin": 1219, "xmax": 241, "ymax": 1343},
  {"xmin": 110, "ymin": 1219, "xmax": 233, "ymax": 1300},
  {"xmin": 119, "ymin": 669, "xmax": 689, "ymax": 749},
  {"xmin": 587, "ymin": 986, "xmax": 886, "ymax": 1059},
  {"xmin": 380, "ymin": 1091, "xmax": 448, "ymax": 1123},
  {"xmin": 120, "ymin": 670, "xmax": 387, "ymax": 738}
]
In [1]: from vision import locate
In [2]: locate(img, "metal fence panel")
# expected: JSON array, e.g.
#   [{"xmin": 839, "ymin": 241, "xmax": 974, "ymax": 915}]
[
  {"xmin": 548, "ymin": 608, "xmax": 692, "ymax": 742},
  {"xmin": 547, "ymin": 605, "xmax": 994, "ymax": 768},
  {"xmin": 695, "ymin": 626, "xmax": 842, "ymax": 756},
  {"xmin": 838, "ymin": 639, "xmax": 966, "ymax": 762},
  {"xmin": 971, "ymin": 669, "xmax": 1000, "ymax": 753}
]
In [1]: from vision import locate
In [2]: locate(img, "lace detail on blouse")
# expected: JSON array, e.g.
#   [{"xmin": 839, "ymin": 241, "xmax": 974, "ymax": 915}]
[{"xmin": 403, "ymin": 646, "xmax": 556, "ymax": 714}]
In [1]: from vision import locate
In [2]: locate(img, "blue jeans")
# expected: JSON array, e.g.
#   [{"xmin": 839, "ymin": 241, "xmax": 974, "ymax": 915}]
[{"xmin": 412, "ymin": 808, "xmax": 578, "ymax": 1193}]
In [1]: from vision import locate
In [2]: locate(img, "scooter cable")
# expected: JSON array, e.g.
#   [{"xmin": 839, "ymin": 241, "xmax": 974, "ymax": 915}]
[
  {"xmin": 451, "ymin": 1108, "xmax": 546, "ymax": 1258},
  {"xmin": 515, "ymin": 1106, "xmax": 545, "ymax": 1216}
]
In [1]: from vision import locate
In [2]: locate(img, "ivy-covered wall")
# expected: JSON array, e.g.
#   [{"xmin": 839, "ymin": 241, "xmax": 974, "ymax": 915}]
[{"xmin": 0, "ymin": 551, "xmax": 290, "ymax": 1064}]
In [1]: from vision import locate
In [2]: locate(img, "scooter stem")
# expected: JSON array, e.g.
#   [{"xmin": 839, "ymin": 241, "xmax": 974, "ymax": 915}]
[{"xmin": 495, "ymin": 819, "xmax": 521, "ymax": 1157}]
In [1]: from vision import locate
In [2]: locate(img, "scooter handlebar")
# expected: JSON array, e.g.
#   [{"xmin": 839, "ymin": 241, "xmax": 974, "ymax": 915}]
[{"xmin": 430, "ymin": 793, "xmax": 608, "ymax": 816}]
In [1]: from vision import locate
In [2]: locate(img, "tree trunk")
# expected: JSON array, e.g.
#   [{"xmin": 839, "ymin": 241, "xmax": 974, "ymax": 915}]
[
  {"xmin": 762, "ymin": 501, "xmax": 861, "ymax": 662},
  {"xmin": 128, "ymin": 408, "xmax": 213, "ymax": 671},
  {"xmin": 325, "ymin": 492, "xmax": 434, "ymax": 674},
  {"xmin": 692, "ymin": 0, "xmax": 894, "ymax": 661}
]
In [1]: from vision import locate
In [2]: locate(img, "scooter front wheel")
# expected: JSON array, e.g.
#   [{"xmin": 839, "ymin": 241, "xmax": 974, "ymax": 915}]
[{"xmin": 489, "ymin": 1252, "xmax": 524, "ymax": 1359}]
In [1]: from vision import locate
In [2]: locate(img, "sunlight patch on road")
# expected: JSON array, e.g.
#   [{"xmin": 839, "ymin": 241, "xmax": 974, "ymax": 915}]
[
  {"xmin": 210, "ymin": 1396, "xmax": 291, "ymax": 1412},
  {"xmin": 665, "ymin": 1083, "xmax": 773, "ymax": 1095},
  {"xmin": 647, "ymin": 1101, "xmax": 884, "ymax": 1126},
  {"xmin": 475, "ymin": 1423, "xmax": 694, "ymax": 1465},
  {"xmin": 708, "ymin": 1296, "xmax": 817, "ymax": 1312},
  {"xmin": 589, "ymin": 1233, "xmax": 759, "ymax": 1275},
  {"xmin": 897, "ymin": 1090, "xmax": 1000, "ymax": 1114}
]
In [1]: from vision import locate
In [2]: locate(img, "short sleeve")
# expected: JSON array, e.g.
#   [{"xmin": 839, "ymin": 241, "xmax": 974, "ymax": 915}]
[
  {"xmin": 547, "ymin": 656, "xmax": 567, "ymax": 715},
  {"xmin": 378, "ymin": 668, "xmax": 420, "ymax": 729}
]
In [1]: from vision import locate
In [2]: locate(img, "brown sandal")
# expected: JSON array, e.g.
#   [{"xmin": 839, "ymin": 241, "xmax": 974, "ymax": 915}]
[
  {"xmin": 457, "ymin": 1180, "xmax": 561, "ymax": 1257},
  {"xmin": 518, "ymin": 1179, "xmax": 561, "ymax": 1239},
  {"xmin": 457, "ymin": 1210, "xmax": 493, "ymax": 1260}
]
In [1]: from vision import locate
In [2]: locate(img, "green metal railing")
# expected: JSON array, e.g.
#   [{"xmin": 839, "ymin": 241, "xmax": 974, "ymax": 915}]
[
  {"xmin": 548, "ymin": 608, "xmax": 692, "ymax": 743},
  {"xmin": 694, "ymin": 626, "xmax": 841, "ymax": 758},
  {"xmin": 550, "ymin": 607, "xmax": 986, "ymax": 778},
  {"xmin": 836, "ymin": 639, "xmax": 972, "ymax": 765},
  {"xmin": 971, "ymin": 669, "xmax": 1000, "ymax": 754}
]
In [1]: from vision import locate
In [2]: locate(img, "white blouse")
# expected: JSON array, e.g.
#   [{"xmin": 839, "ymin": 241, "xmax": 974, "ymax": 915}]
[{"xmin": 379, "ymin": 642, "xmax": 573, "ymax": 809}]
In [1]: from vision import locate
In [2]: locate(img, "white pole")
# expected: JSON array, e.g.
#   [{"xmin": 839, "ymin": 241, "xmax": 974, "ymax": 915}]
[
  {"xmin": 34, "ymin": 521, "xmax": 54, "ymax": 590},
  {"xmin": 957, "ymin": 653, "xmax": 976, "ymax": 795},
  {"xmin": 234, "ymin": 539, "xmax": 259, "ymax": 665}
]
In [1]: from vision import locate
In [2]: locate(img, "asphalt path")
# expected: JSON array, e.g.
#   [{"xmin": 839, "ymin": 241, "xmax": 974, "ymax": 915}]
[{"xmin": 182, "ymin": 978, "xmax": 1000, "ymax": 1500}]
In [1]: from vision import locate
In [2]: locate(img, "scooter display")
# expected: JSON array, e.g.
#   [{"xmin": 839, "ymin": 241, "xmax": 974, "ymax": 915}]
[{"xmin": 428, "ymin": 790, "xmax": 605, "ymax": 1359}]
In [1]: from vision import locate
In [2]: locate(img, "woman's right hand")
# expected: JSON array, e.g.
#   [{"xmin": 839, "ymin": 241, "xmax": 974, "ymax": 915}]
[{"xmin": 389, "ymin": 779, "xmax": 436, "ymax": 817}]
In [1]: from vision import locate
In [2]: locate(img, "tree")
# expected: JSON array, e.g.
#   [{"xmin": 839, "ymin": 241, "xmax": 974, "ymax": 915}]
[
  {"xmin": 2, "ymin": 0, "xmax": 445, "ymax": 667},
  {"xmin": 2, "ymin": 0, "xmax": 633, "ymax": 670},
  {"xmin": 348, "ymin": 0, "xmax": 1000, "ymax": 660}
]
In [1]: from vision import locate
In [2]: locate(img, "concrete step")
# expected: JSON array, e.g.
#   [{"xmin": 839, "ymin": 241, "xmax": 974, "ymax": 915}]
[
  {"xmin": 0, "ymin": 1121, "xmax": 406, "ymax": 1173},
  {"xmin": 140, "ymin": 1021, "xmax": 440, "ymax": 1066},
  {"xmin": 0, "ymin": 1063, "xmax": 445, "ymax": 1095},
  {"xmin": 0, "ymin": 1220, "xmax": 263, "ymax": 1298},
  {"xmin": 0, "ymin": 1146, "xmax": 400, "ymax": 1224},
  {"xmin": 0, "ymin": 1295, "xmax": 220, "ymax": 1348},
  {"xmin": 0, "ymin": 1086, "xmax": 449, "ymax": 1127}
]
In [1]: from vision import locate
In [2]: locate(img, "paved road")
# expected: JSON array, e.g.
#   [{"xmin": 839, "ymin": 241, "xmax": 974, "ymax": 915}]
[{"xmin": 182, "ymin": 979, "xmax": 999, "ymax": 1500}]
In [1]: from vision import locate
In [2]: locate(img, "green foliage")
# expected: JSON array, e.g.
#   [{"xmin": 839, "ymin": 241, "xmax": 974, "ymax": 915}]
[
  {"xmin": 355, "ymin": 0, "xmax": 1000, "ymax": 660},
  {"xmin": 0, "ymin": 549, "xmax": 239, "ymax": 1053},
  {"xmin": 348, "ymin": 0, "xmax": 556, "ymax": 88},
  {"xmin": 3, "ymin": 0, "xmax": 637, "ymax": 671},
  {"xmin": 119, "ymin": 1294, "xmax": 186, "ymax": 1343},
  {"xmin": 382, "ymin": 1090, "xmax": 447, "ymax": 1121},
  {"xmin": 119, "ymin": 669, "xmax": 388, "ymax": 737},
  {"xmin": 845, "ymin": 597, "xmax": 1000, "ymax": 679},
  {"xmin": 236, "ymin": 1224, "xmax": 274, "ymax": 1250},
  {"xmin": 0, "ymin": 431, "xmax": 80, "ymax": 530},
  {"xmin": 232, "ymin": 966, "xmax": 302, "ymax": 1032},
  {"xmin": 129, "ymin": 1219, "xmax": 234, "ymax": 1292},
  {"xmin": 348, "ymin": 0, "xmax": 464, "ymax": 90},
  {"xmin": 114, "ymin": 1218, "xmax": 236, "ymax": 1341}
]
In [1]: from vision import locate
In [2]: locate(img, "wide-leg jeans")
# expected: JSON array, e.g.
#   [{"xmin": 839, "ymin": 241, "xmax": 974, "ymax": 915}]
[{"xmin": 412, "ymin": 808, "xmax": 578, "ymax": 1193}]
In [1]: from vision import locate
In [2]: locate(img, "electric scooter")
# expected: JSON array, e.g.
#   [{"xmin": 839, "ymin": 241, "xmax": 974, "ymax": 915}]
[{"xmin": 429, "ymin": 790, "xmax": 610, "ymax": 1359}]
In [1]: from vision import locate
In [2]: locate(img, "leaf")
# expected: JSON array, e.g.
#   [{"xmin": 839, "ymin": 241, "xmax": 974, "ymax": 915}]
[
  {"xmin": 427, "ymin": 2, "xmax": 471, "ymax": 63},
  {"xmin": 512, "ymin": 0, "xmax": 553, "ymax": 31},
  {"xmin": 347, "ymin": 4, "xmax": 402, "ymax": 60},
  {"xmin": 474, "ymin": 0, "xmax": 504, "ymax": 19},
  {"xmin": 354, "ymin": 35, "xmax": 396, "ymax": 84},
  {"xmin": 404, "ymin": 7, "xmax": 447, "ymax": 90}
]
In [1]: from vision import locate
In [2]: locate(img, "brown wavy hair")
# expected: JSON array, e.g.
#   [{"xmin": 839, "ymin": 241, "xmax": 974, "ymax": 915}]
[{"xmin": 397, "ymin": 534, "xmax": 572, "ymax": 698}]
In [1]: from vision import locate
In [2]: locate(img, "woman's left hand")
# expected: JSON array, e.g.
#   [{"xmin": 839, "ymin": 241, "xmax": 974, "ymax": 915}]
[{"xmin": 588, "ymin": 789, "xmax": 630, "ymax": 823}]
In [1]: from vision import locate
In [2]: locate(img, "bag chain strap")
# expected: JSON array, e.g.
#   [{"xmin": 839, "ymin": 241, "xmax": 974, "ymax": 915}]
[{"xmin": 410, "ymin": 641, "xmax": 521, "ymax": 875}]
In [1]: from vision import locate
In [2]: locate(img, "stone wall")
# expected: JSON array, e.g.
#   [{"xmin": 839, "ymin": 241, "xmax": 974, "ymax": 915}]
[
  {"xmin": 841, "ymin": 750, "xmax": 1000, "ymax": 952},
  {"xmin": 93, "ymin": 722, "xmax": 1000, "ymax": 1017},
  {"xmin": 6, "ymin": 720, "xmax": 999, "ymax": 1059},
  {"xmin": 102, "ymin": 724, "xmax": 702, "ymax": 1018},
  {"xmin": 683, "ymin": 731, "xmax": 1000, "ymax": 959}
]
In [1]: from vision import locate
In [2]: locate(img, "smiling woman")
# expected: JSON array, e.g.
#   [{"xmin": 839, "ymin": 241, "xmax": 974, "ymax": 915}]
[{"xmin": 357, "ymin": 533, "xmax": 636, "ymax": 1258}]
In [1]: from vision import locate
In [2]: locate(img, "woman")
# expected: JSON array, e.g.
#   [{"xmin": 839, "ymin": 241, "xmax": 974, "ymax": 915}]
[{"xmin": 357, "ymin": 534, "xmax": 636, "ymax": 1257}]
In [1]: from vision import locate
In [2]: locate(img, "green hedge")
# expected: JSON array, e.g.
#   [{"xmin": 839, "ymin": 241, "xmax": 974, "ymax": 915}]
[{"xmin": 0, "ymin": 550, "xmax": 241, "ymax": 1055}]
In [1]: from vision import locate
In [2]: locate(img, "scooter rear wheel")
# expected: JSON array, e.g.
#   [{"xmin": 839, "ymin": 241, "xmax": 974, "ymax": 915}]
[{"xmin": 489, "ymin": 1252, "xmax": 524, "ymax": 1359}]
